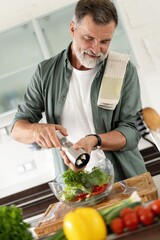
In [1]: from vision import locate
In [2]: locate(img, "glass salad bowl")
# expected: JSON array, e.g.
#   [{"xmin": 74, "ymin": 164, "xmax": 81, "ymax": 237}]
[{"xmin": 48, "ymin": 158, "xmax": 114, "ymax": 207}]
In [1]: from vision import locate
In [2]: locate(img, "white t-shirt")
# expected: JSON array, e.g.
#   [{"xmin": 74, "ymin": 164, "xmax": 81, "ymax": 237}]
[{"xmin": 61, "ymin": 67, "xmax": 105, "ymax": 169}]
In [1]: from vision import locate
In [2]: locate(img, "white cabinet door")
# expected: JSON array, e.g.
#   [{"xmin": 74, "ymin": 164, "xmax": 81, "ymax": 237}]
[
  {"xmin": 38, "ymin": 4, "xmax": 74, "ymax": 55},
  {"xmin": 0, "ymin": 22, "xmax": 44, "ymax": 113}
]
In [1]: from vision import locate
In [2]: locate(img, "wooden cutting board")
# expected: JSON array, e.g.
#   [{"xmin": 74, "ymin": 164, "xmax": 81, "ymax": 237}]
[{"xmin": 34, "ymin": 172, "xmax": 158, "ymax": 238}]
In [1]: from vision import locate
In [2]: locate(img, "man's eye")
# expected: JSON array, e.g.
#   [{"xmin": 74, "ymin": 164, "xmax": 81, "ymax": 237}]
[
  {"xmin": 101, "ymin": 40, "xmax": 110, "ymax": 45},
  {"xmin": 84, "ymin": 37, "xmax": 93, "ymax": 42}
]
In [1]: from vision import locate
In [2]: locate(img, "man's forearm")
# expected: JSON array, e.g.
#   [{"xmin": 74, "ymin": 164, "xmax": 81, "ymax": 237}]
[
  {"xmin": 99, "ymin": 130, "xmax": 126, "ymax": 151},
  {"xmin": 11, "ymin": 120, "xmax": 37, "ymax": 144}
]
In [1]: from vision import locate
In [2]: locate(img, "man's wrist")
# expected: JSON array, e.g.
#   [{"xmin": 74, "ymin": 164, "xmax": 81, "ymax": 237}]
[{"xmin": 85, "ymin": 134, "xmax": 102, "ymax": 150}]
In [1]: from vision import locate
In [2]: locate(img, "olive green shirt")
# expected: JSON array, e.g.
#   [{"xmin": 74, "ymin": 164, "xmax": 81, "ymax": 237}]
[{"xmin": 12, "ymin": 44, "xmax": 147, "ymax": 181}]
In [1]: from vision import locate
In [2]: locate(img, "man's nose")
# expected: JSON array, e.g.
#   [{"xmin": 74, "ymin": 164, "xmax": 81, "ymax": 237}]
[{"xmin": 91, "ymin": 40, "xmax": 101, "ymax": 54}]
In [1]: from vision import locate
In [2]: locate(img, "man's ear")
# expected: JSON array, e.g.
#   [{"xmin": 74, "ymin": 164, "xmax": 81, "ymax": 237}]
[{"xmin": 70, "ymin": 21, "xmax": 75, "ymax": 37}]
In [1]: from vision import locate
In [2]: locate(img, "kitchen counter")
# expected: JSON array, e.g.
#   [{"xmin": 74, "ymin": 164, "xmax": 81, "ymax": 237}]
[
  {"xmin": 25, "ymin": 173, "xmax": 160, "ymax": 240},
  {"xmin": 27, "ymin": 212, "xmax": 160, "ymax": 240}
]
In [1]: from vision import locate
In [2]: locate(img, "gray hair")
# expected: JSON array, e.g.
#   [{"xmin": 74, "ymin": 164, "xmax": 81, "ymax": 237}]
[{"xmin": 73, "ymin": 0, "xmax": 118, "ymax": 26}]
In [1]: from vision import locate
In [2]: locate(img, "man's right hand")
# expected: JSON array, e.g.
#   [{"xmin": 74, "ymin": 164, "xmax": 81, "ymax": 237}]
[
  {"xmin": 33, "ymin": 123, "xmax": 68, "ymax": 149},
  {"xmin": 11, "ymin": 120, "xmax": 68, "ymax": 149}
]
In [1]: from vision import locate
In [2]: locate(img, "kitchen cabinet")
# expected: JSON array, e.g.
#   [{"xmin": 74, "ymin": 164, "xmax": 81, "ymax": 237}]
[
  {"xmin": 0, "ymin": 4, "xmax": 75, "ymax": 114},
  {"xmin": 38, "ymin": 5, "xmax": 74, "ymax": 56},
  {"xmin": 0, "ymin": 22, "xmax": 43, "ymax": 113}
]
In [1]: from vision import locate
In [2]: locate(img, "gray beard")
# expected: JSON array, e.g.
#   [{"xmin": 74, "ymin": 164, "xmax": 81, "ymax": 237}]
[{"xmin": 73, "ymin": 41, "xmax": 108, "ymax": 68}]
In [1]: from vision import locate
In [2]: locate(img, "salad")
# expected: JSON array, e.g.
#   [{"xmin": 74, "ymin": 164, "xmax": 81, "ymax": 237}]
[{"xmin": 61, "ymin": 167, "xmax": 111, "ymax": 202}]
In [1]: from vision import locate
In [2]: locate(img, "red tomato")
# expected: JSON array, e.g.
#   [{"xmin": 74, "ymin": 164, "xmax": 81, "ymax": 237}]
[
  {"xmin": 139, "ymin": 208, "xmax": 154, "ymax": 225},
  {"xmin": 92, "ymin": 184, "xmax": 108, "ymax": 195},
  {"xmin": 74, "ymin": 193, "xmax": 89, "ymax": 201},
  {"xmin": 149, "ymin": 199, "xmax": 160, "ymax": 215},
  {"xmin": 123, "ymin": 212, "xmax": 139, "ymax": 230},
  {"xmin": 110, "ymin": 217, "xmax": 125, "ymax": 234},
  {"xmin": 120, "ymin": 207, "xmax": 134, "ymax": 219},
  {"xmin": 74, "ymin": 183, "xmax": 108, "ymax": 201},
  {"xmin": 134, "ymin": 205, "xmax": 145, "ymax": 218}
]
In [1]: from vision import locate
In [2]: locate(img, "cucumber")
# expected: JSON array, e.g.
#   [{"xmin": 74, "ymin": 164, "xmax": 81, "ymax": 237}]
[
  {"xmin": 99, "ymin": 201, "xmax": 127, "ymax": 217},
  {"xmin": 99, "ymin": 191, "xmax": 142, "ymax": 218},
  {"xmin": 104, "ymin": 201, "xmax": 141, "ymax": 225},
  {"xmin": 126, "ymin": 201, "xmax": 142, "ymax": 209}
]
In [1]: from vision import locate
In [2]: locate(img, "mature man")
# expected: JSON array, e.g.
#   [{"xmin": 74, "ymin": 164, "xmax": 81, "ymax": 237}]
[{"xmin": 11, "ymin": 0, "xmax": 147, "ymax": 181}]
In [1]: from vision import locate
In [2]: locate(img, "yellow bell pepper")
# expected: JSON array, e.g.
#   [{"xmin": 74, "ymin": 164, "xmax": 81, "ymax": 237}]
[{"xmin": 63, "ymin": 207, "xmax": 107, "ymax": 240}]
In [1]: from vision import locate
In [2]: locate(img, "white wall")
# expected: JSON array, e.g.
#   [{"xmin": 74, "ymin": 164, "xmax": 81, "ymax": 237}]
[{"xmin": 114, "ymin": 0, "xmax": 160, "ymax": 114}]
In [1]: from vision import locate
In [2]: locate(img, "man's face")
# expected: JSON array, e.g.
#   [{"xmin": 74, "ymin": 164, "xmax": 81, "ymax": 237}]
[{"xmin": 70, "ymin": 15, "xmax": 116, "ymax": 69}]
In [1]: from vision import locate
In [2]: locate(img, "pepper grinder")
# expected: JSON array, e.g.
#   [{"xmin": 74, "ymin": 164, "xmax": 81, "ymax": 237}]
[{"xmin": 56, "ymin": 130, "xmax": 90, "ymax": 169}]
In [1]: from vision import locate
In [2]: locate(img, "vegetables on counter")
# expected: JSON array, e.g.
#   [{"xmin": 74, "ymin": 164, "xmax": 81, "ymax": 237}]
[
  {"xmin": 50, "ymin": 191, "xmax": 142, "ymax": 240},
  {"xmin": 99, "ymin": 191, "xmax": 142, "ymax": 225},
  {"xmin": 61, "ymin": 167, "xmax": 111, "ymax": 202},
  {"xmin": 63, "ymin": 207, "xmax": 107, "ymax": 240},
  {"xmin": 0, "ymin": 205, "xmax": 33, "ymax": 240},
  {"xmin": 47, "ymin": 194, "xmax": 160, "ymax": 240},
  {"xmin": 110, "ymin": 199, "xmax": 160, "ymax": 234}
]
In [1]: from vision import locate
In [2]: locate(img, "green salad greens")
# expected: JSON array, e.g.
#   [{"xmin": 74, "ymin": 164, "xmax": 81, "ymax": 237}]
[
  {"xmin": 0, "ymin": 205, "xmax": 33, "ymax": 240},
  {"xmin": 61, "ymin": 167, "xmax": 111, "ymax": 202}
]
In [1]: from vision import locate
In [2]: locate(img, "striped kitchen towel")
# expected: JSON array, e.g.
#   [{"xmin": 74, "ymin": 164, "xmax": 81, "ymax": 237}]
[{"xmin": 98, "ymin": 51, "xmax": 130, "ymax": 110}]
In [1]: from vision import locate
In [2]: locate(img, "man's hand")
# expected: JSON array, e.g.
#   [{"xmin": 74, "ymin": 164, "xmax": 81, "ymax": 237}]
[
  {"xmin": 34, "ymin": 123, "xmax": 68, "ymax": 148},
  {"xmin": 11, "ymin": 120, "xmax": 68, "ymax": 148},
  {"xmin": 59, "ymin": 135, "xmax": 97, "ymax": 171}
]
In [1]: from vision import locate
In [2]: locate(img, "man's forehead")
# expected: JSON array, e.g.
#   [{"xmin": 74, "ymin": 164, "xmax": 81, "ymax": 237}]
[{"xmin": 76, "ymin": 21, "xmax": 115, "ymax": 40}]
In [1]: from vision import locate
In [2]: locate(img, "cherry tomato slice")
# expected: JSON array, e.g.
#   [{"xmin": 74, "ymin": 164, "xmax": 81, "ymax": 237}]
[
  {"xmin": 74, "ymin": 193, "xmax": 89, "ymax": 201},
  {"xmin": 92, "ymin": 184, "xmax": 108, "ymax": 195},
  {"xmin": 74, "ymin": 183, "xmax": 108, "ymax": 201}
]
